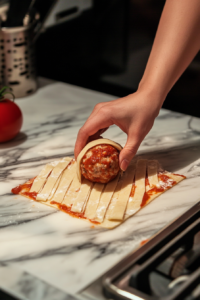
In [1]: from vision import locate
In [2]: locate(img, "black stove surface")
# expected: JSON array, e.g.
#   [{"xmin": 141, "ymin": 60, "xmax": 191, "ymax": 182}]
[{"xmin": 103, "ymin": 202, "xmax": 200, "ymax": 300}]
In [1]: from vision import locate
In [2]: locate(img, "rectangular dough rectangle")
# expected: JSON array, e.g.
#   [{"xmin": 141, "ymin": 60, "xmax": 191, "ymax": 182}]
[
  {"xmin": 108, "ymin": 164, "xmax": 135, "ymax": 221},
  {"xmin": 71, "ymin": 179, "xmax": 93, "ymax": 213},
  {"xmin": 125, "ymin": 159, "xmax": 147, "ymax": 218},
  {"xmin": 62, "ymin": 174, "xmax": 82, "ymax": 207},
  {"xmin": 94, "ymin": 174, "xmax": 120, "ymax": 223},
  {"xmin": 148, "ymin": 160, "xmax": 159, "ymax": 187},
  {"xmin": 84, "ymin": 183, "xmax": 105, "ymax": 220}
]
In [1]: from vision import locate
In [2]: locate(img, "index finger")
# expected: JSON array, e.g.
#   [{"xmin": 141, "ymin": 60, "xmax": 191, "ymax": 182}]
[{"xmin": 74, "ymin": 115, "xmax": 113, "ymax": 159}]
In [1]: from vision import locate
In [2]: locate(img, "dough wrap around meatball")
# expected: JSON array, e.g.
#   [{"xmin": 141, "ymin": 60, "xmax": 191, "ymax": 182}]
[
  {"xmin": 81, "ymin": 144, "xmax": 120, "ymax": 183},
  {"xmin": 76, "ymin": 139, "xmax": 123, "ymax": 183}
]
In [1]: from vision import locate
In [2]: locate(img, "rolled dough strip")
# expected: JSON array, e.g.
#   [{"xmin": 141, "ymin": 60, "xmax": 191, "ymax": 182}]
[
  {"xmin": 94, "ymin": 174, "xmax": 120, "ymax": 223},
  {"xmin": 148, "ymin": 160, "xmax": 159, "ymax": 188},
  {"xmin": 71, "ymin": 179, "xmax": 93, "ymax": 213},
  {"xmin": 84, "ymin": 183, "xmax": 105, "ymax": 220},
  {"xmin": 36, "ymin": 158, "xmax": 72, "ymax": 202},
  {"xmin": 52, "ymin": 161, "xmax": 77, "ymax": 204},
  {"xmin": 108, "ymin": 164, "xmax": 136, "ymax": 221},
  {"xmin": 76, "ymin": 138, "xmax": 123, "ymax": 182},
  {"xmin": 62, "ymin": 174, "xmax": 81, "ymax": 206},
  {"xmin": 125, "ymin": 159, "xmax": 147, "ymax": 218}
]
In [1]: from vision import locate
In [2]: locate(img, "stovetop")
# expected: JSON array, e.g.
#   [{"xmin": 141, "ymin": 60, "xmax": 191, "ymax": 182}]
[{"xmin": 103, "ymin": 202, "xmax": 200, "ymax": 300}]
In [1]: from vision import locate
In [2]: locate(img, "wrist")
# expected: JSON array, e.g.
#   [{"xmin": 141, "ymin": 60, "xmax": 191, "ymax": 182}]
[
  {"xmin": 138, "ymin": 77, "xmax": 168, "ymax": 102},
  {"xmin": 136, "ymin": 82, "xmax": 166, "ymax": 114}
]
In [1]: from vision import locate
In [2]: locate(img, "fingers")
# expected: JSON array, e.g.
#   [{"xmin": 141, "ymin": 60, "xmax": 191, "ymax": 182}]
[
  {"xmin": 87, "ymin": 127, "xmax": 108, "ymax": 143},
  {"xmin": 74, "ymin": 109, "xmax": 113, "ymax": 159},
  {"xmin": 119, "ymin": 134, "xmax": 141, "ymax": 171}
]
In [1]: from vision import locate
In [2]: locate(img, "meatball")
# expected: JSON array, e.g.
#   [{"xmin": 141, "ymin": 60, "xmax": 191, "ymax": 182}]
[{"xmin": 80, "ymin": 144, "xmax": 120, "ymax": 183}]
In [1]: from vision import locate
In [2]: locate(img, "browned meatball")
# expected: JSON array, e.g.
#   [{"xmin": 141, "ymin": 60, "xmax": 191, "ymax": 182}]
[{"xmin": 80, "ymin": 144, "xmax": 120, "ymax": 183}]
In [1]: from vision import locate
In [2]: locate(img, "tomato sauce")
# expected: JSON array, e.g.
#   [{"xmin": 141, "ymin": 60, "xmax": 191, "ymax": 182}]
[
  {"xmin": 12, "ymin": 179, "xmax": 100, "ymax": 225},
  {"xmin": 130, "ymin": 184, "xmax": 135, "ymax": 197},
  {"xmin": 158, "ymin": 174, "xmax": 176, "ymax": 184},
  {"xmin": 140, "ymin": 239, "xmax": 149, "ymax": 246},
  {"xmin": 83, "ymin": 144, "xmax": 118, "ymax": 167},
  {"xmin": 140, "ymin": 173, "xmax": 177, "ymax": 208},
  {"xmin": 82, "ymin": 144, "xmax": 119, "ymax": 182},
  {"xmin": 145, "ymin": 177, "xmax": 150, "ymax": 186},
  {"xmin": 50, "ymin": 201, "xmax": 100, "ymax": 225},
  {"xmin": 23, "ymin": 191, "xmax": 38, "ymax": 200},
  {"xmin": 11, "ymin": 178, "xmax": 34, "ymax": 195}
]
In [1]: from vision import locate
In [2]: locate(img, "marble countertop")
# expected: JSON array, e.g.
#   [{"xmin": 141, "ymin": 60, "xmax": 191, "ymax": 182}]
[{"xmin": 0, "ymin": 78, "xmax": 200, "ymax": 300}]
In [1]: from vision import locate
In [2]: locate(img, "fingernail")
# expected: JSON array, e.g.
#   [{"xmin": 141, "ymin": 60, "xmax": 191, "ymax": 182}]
[{"xmin": 121, "ymin": 159, "xmax": 129, "ymax": 171}]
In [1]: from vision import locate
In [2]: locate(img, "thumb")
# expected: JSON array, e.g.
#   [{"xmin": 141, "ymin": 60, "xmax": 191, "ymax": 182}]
[{"xmin": 119, "ymin": 136, "xmax": 140, "ymax": 171}]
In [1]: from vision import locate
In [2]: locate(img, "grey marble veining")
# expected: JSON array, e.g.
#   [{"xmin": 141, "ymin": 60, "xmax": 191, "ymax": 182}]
[{"xmin": 0, "ymin": 79, "xmax": 200, "ymax": 300}]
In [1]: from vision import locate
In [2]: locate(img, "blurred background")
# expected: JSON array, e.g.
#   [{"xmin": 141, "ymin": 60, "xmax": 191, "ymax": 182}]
[{"xmin": 0, "ymin": 0, "xmax": 200, "ymax": 117}]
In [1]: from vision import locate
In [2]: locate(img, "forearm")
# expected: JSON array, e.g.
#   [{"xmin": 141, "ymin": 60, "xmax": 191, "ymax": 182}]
[{"xmin": 139, "ymin": 0, "xmax": 200, "ymax": 103}]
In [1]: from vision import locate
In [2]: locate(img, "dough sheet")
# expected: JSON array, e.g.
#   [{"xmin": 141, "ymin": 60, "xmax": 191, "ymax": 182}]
[{"xmin": 15, "ymin": 157, "xmax": 186, "ymax": 229}]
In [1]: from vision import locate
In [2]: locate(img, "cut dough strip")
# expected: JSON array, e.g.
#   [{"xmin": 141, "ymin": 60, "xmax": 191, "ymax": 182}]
[
  {"xmin": 148, "ymin": 160, "xmax": 159, "ymax": 188},
  {"xmin": 84, "ymin": 182, "xmax": 105, "ymax": 220},
  {"xmin": 36, "ymin": 158, "xmax": 72, "ymax": 202},
  {"xmin": 125, "ymin": 159, "xmax": 147, "ymax": 218},
  {"xmin": 108, "ymin": 163, "xmax": 136, "ymax": 221},
  {"xmin": 30, "ymin": 164, "xmax": 54, "ymax": 193},
  {"xmin": 71, "ymin": 178, "xmax": 93, "ymax": 213},
  {"xmin": 29, "ymin": 160, "xmax": 63, "ymax": 193},
  {"xmin": 104, "ymin": 176, "xmax": 123, "ymax": 220},
  {"xmin": 52, "ymin": 161, "xmax": 77, "ymax": 204},
  {"xmin": 94, "ymin": 174, "xmax": 120, "ymax": 223},
  {"xmin": 62, "ymin": 173, "xmax": 82, "ymax": 207}
]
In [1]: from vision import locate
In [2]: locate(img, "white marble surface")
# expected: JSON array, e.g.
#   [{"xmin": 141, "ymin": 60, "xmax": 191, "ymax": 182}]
[{"xmin": 0, "ymin": 79, "xmax": 200, "ymax": 300}]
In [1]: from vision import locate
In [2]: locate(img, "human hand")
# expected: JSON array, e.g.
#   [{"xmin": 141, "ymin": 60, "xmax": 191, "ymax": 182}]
[{"xmin": 74, "ymin": 89, "xmax": 164, "ymax": 171}]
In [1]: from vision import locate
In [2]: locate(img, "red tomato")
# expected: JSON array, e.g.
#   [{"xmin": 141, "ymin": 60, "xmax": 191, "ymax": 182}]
[{"xmin": 0, "ymin": 98, "xmax": 23, "ymax": 143}]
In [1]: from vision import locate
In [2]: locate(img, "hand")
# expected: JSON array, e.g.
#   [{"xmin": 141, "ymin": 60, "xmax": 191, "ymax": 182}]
[{"xmin": 74, "ymin": 89, "xmax": 164, "ymax": 171}]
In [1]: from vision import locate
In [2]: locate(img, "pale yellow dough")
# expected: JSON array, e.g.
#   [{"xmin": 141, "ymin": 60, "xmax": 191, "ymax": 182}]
[
  {"xmin": 53, "ymin": 161, "xmax": 77, "ymax": 203},
  {"xmin": 36, "ymin": 158, "xmax": 72, "ymax": 201},
  {"xmin": 108, "ymin": 163, "xmax": 135, "ymax": 221},
  {"xmin": 18, "ymin": 155, "xmax": 186, "ymax": 230},
  {"xmin": 84, "ymin": 183, "xmax": 104, "ymax": 220},
  {"xmin": 71, "ymin": 179, "xmax": 93, "ymax": 213},
  {"xmin": 94, "ymin": 173, "xmax": 120, "ymax": 223}
]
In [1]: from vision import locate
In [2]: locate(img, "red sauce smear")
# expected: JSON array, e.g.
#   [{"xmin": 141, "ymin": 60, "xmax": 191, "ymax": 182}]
[
  {"xmin": 12, "ymin": 178, "xmax": 35, "ymax": 195},
  {"xmin": 83, "ymin": 144, "xmax": 118, "ymax": 166},
  {"xmin": 82, "ymin": 144, "xmax": 119, "ymax": 182},
  {"xmin": 145, "ymin": 177, "xmax": 150, "ymax": 186},
  {"xmin": 11, "ymin": 180, "xmax": 99, "ymax": 226},
  {"xmin": 158, "ymin": 174, "xmax": 176, "ymax": 184},
  {"xmin": 140, "ymin": 174, "xmax": 177, "ymax": 208},
  {"xmin": 50, "ymin": 201, "xmax": 100, "ymax": 225},
  {"xmin": 140, "ymin": 239, "xmax": 149, "ymax": 246},
  {"xmin": 130, "ymin": 184, "xmax": 135, "ymax": 197}
]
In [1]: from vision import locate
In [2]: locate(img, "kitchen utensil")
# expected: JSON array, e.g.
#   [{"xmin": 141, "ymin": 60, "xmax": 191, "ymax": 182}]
[
  {"xmin": 0, "ymin": 22, "xmax": 38, "ymax": 98},
  {"xmin": 4, "ymin": 0, "xmax": 33, "ymax": 27},
  {"xmin": 31, "ymin": 0, "xmax": 57, "ymax": 42}
]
